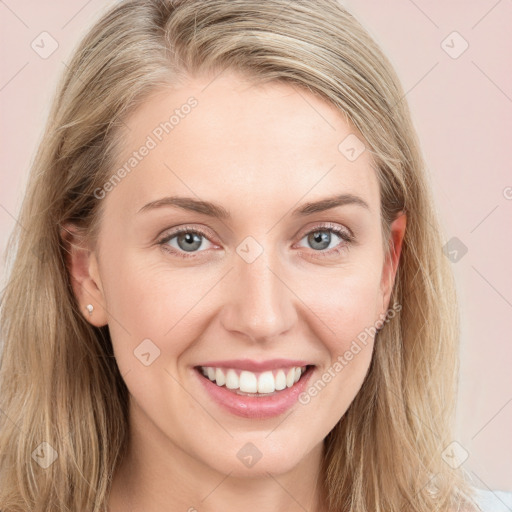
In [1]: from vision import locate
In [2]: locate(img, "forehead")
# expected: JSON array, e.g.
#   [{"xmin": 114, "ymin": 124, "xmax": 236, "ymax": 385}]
[{"xmin": 108, "ymin": 72, "xmax": 380, "ymax": 216}]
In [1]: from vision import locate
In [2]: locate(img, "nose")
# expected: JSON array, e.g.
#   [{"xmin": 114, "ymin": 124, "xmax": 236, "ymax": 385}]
[{"xmin": 219, "ymin": 246, "xmax": 297, "ymax": 344}]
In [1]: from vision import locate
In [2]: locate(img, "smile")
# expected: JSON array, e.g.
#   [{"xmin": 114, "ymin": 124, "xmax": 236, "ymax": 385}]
[{"xmin": 197, "ymin": 365, "xmax": 309, "ymax": 395}]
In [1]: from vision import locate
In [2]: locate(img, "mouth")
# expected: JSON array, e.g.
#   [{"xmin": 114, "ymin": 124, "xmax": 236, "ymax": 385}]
[{"xmin": 194, "ymin": 364, "xmax": 315, "ymax": 397}]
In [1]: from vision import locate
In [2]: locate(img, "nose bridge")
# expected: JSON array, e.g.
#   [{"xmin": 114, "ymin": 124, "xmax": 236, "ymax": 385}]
[{"xmin": 221, "ymin": 241, "xmax": 296, "ymax": 342}]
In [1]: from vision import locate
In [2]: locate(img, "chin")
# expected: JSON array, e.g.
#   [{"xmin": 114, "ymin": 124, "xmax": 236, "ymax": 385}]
[{"xmin": 199, "ymin": 433, "xmax": 317, "ymax": 478}]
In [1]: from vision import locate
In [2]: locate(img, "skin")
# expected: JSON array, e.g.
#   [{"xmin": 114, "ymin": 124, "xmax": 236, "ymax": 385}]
[{"xmin": 64, "ymin": 71, "xmax": 406, "ymax": 511}]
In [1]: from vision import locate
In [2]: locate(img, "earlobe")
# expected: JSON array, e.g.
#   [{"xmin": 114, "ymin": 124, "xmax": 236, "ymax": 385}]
[
  {"xmin": 380, "ymin": 211, "xmax": 406, "ymax": 314},
  {"xmin": 60, "ymin": 223, "xmax": 108, "ymax": 327}
]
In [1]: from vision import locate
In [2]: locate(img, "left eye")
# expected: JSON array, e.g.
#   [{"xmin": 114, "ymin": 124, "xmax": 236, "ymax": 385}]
[{"xmin": 298, "ymin": 227, "xmax": 350, "ymax": 252}]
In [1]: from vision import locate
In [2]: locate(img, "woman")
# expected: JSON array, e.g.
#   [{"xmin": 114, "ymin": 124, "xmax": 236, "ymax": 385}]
[{"xmin": 0, "ymin": 0, "xmax": 485, "ymax": 510}]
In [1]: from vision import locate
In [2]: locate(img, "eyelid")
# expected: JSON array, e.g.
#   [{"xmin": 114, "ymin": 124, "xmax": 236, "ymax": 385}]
[
  {"xmin": 156, "ymin": 225, "xmax": 218, "ymax": 247},
  {"xmin": 157, "ymin": 221, "xmax": 354, "ymax": 259},
  {"xmin": 294, "ymin": 221, "xmax": 354, "ymax": 242},
  {"xmin": 292, "ymin": 222, "xmax": 354, "ymax": 259},
  {"xmin": 157, "ymin": 224, "xmax": 216, "ymax": 240}
]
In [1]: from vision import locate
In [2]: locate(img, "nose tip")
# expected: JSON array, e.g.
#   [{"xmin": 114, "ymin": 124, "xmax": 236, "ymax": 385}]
[{"xmin": 219, "ymin": 256, "xmax": 297, "ymax": 343}]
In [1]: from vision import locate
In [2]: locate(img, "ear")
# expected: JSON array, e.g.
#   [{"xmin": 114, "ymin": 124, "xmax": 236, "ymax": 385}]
[
  {"xmin": 380, "ymin": 211, "xmax": 406, "ymax": 314},
  {"xmin": 60, "ymin": 222, "xmax": 108, "ymax": 327}
]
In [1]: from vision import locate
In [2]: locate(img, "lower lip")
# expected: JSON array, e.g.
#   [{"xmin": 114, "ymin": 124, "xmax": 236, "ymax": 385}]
[{"xmin": 193, "ymin": 366, "xmax": 315, "ymax": 419}]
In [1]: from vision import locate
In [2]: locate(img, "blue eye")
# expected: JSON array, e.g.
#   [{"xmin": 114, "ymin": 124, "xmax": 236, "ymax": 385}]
[
  {"xmin": 297, "ymin": 224, "xmax": 354, "ymax": 258},
  {"xmin": 157, "ymin": 223, "xmax": 354, "ymax": 260},
  {"xmin": 301, "ymin": 229, "xmax": 343, "ymax": 251},
  {"xmin": 158, "ymin": 228, "xmax": 214, "ymax": 258}
]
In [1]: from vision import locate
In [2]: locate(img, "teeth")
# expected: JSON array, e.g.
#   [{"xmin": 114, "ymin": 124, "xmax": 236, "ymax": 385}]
[
  {"xmin": 199, "ymin": 365, "xmax": 308, "ymax": 394},
  {"xmin": 275, "ymin": 370, "xmax": 287, "ymax": 391},
  {"xmin": 215, "ymin": 368, "xmax": 226, "ymax": 386},
  {"xmin": 257, "ymin": 371, "xmax": 275, "ymax": 393},
  {"xmin": 240, "ymin": 370, "xmax": 258, "ymax": 392},
  {"xmin": 286, "ymin": 368, "xmax": 295, "ymax": 387},
  {"xmin": 225, "ymin": 369, "xmax": 238, "ymax": 389}
]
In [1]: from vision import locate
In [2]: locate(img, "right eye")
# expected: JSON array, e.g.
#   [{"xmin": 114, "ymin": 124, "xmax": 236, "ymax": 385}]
[{"xmin": 157, "ymin": 227, "xmax": 217, "ymax": 259}]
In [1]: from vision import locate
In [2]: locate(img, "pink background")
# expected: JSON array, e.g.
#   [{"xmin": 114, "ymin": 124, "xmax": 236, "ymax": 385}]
[{"xmin": 1, "ymin": 0, "xmax": 511, "ymax": 491}]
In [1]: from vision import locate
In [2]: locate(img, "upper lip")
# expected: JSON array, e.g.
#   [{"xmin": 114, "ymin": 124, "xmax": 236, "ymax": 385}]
[{"xmin": 195, "ymin": 359, "xmax": 313, "ymax": 372}]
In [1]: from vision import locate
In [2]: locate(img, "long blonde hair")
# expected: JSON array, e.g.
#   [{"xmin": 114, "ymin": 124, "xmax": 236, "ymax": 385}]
[{"xmin": 0, "ymin": 1, "xmax": 479, "ymax": 510}]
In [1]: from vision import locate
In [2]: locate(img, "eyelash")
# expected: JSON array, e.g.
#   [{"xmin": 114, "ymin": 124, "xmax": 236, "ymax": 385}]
[{"xmin": 157, "ymin": 223, "xmax": 354, "ymax": 260}]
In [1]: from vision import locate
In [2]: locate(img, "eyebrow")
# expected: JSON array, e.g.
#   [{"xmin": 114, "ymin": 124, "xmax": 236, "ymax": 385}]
[{"xmin": 137, "ymin": 193, "xmax": 370, "ymax": 218}]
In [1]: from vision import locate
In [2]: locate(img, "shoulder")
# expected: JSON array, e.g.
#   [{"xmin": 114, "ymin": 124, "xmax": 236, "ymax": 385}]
[{"xmin": 469, "ymin": 487, "xmax": 512, "ymax": 511}]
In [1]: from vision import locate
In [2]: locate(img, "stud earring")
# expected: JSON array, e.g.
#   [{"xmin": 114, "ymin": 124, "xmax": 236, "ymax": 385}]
[{"xmin": 86, "ymin": 304, "xmax": 94, "ymax": 316}]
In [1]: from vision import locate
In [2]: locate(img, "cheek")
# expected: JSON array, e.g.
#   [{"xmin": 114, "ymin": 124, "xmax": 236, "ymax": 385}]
[
  {"xmin": 101, "ymin": 252, "xmax": 227, "ymax": 369},
  {"xmin": 291, "ymin": 262, "xmax": 383, "ymax": 406},
  {"xmin": 295, "ymin": 260, "xmax": 383, "ymax": 346}
]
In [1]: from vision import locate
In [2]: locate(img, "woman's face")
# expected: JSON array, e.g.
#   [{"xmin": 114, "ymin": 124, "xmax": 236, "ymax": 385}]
[{"xmin": 76, "ymin": 71, "xmax": 405, "ymax": 478}]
